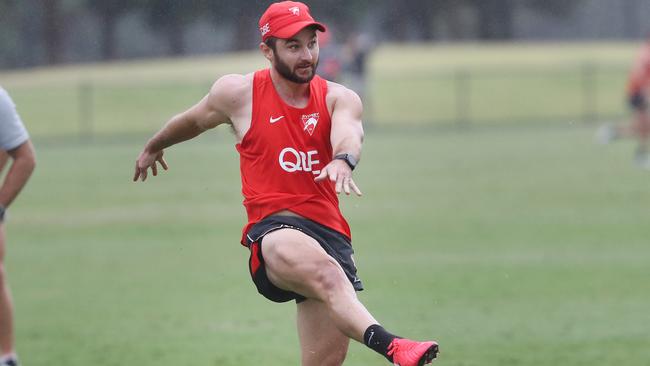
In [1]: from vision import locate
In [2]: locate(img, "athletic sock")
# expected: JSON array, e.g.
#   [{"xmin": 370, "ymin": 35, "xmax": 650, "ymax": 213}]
[
  {"xmin": 363, "ymin": 324, "xmax": 399, "ymax": 362},
  {"xmin": 0, "ymin": 354, "xmax": 18, "ymax": 366}
]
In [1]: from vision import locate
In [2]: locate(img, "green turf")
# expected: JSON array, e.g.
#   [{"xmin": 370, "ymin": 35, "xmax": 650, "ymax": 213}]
[
  {"xmin": 2, "ymin": 42, "xmax": 648, "ymax": 365},
  {"xmin": 0, "ymin": 42, "xmax": 639, "ymax": 137},
  {"xmin": 6, "ymin": 125, "xmax": 650, "ymax": 366}
]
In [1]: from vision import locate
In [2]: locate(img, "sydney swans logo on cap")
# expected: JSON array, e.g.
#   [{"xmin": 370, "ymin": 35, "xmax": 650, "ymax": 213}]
[
  {"xmin": 289, "ymin": 6, "xmax": 300, "ymax": 16},
  {"xmin": 260, "ymin": 22, "xmax": 271, "ymax": 36}
]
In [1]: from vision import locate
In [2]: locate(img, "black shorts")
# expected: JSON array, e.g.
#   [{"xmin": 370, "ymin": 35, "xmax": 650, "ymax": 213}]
[
  {"xmin": 629, "ymin": 92, "xmax": 647, "ymax": 111},
  {"xmin": 245, "ymin": 215, "xmax": 363, "ymax": 303}
]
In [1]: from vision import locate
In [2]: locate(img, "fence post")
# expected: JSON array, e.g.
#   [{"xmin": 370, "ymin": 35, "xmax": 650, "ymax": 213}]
[
  {"xmin": 455, "ymin": 69, "xmax": 470, "ymax": 128},
  {"xmin": 581, "ymin": 63, "xmax": 597, "ymax": 124},
  {"xmin": 79, "ymin": 81, "xmax": 93, "ymax": 142}
]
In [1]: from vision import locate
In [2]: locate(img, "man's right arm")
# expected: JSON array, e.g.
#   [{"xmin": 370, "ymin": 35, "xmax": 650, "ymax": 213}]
[{"xmin": 133, "ymin": 74, "xmax": 246, "ymax": 182}]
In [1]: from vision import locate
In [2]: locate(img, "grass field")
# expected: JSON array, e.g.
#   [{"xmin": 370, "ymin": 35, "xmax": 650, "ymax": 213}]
[
  {"xmin": 6, "ymin": 126, "xmax": 650, "ymax": 366},
  {"xmin": 2, "ymin": 42, "xmax": 649, "ymax": 365},
  {"xmin": 0, "ymin": 42, "xmax": 640, "ymax": 138}
]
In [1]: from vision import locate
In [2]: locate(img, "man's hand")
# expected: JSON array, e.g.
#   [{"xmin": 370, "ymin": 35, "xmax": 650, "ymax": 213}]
[
  {"xmin": 315, "ymin": 159, "xmax": 362, "ymax": 196},
  {"xmin": 133, "ymin": 149, "xmax": 168, "ymax": 182}
]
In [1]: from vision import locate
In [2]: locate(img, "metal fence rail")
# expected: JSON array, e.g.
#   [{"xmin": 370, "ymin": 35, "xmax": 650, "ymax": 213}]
[{"xmin": 8, "ymin": 62, "xmax": 630, "ymax": 143}]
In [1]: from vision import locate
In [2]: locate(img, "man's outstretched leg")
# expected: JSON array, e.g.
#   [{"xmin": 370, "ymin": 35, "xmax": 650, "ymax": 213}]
[
  {"xmin": 297, "ymin": 299, "xmax": 350, "ymax": 366},
  {"xmin": 261, "ymin": 228, "xmax": 438, "ymax": 365}
]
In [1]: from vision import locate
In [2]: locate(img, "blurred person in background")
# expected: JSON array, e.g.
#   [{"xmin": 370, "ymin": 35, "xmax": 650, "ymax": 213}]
[
  {"xmin": 133, "ymin": 1, "xmax": 438, "ymax": 365},
  {"xmin": 596, "ymin": 37, "xmax": 650, "ymax": 168},
  {"xmin": 315, "ymin": 27, "xmax": 343, "ymax": 82},
  {"xmin": 341, "ymin": 32, "xmax": 374, "ymax": 102},
  {"xmin": 0, "ymin": 87, "xmax": 37, "ymax": 366}
]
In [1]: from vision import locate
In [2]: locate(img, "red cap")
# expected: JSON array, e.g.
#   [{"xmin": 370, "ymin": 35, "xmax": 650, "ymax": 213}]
[{"xmin": 259, "ymin": 1, "xmax": 327, "ymax": 42}]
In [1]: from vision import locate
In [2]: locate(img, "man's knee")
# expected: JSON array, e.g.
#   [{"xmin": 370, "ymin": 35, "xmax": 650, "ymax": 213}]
[
  {"xmin": 311, "ymin": 259, "xmax": 350, "ymax": 300},
  {"xmin": 326, "ymin": 346, "xmax": 348, "ymax": 366},
  {"xmin": 316, "ymin": 349, "xmax": 347, "ymax": 366},
  {"xmin": 302, "ymin": 342, "xmax": 347, "ymax": 366}
]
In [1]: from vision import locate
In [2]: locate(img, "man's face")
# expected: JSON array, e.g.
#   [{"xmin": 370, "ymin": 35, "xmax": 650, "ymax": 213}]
[{"xmin": 272, "ymin": 27, "xmax": 320, "ymax": 84}]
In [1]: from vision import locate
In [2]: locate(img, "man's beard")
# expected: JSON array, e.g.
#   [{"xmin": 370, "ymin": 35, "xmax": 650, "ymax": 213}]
[{"xmin": 273, "ymin": 53, "xmax": 319, "ymax": 84}]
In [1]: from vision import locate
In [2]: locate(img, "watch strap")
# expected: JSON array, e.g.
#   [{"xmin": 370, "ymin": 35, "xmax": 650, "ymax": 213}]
[{"xmin": 334, "ymin": 153, "xmax": 357, "ymax": 171}]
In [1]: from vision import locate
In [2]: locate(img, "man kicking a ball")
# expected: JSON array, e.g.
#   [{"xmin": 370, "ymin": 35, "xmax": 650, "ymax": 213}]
[{"xmin": 133, "ymin": 2, "xmax": 439, "ymax": 365}]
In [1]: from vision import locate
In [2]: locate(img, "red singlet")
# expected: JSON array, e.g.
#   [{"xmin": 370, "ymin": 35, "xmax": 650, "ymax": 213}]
[
  {"xmin": 627, "ymin": 43, "xmax": 650, "ymax": 96},
  {"xmin": 236, "ymin": 69, "xmax": 351, "ymax": 244}
]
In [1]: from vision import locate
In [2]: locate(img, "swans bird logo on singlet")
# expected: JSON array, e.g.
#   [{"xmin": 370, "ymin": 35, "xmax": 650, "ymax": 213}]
[{"xmin": 301, "ymin": 113, "xmax": 319, "ymax": 136}]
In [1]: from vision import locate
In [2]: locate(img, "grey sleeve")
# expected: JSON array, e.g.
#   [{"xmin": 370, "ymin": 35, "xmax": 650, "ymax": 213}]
[{"xmin": 0, "ymin": 88, "xmax": 30, "ymax": 151}]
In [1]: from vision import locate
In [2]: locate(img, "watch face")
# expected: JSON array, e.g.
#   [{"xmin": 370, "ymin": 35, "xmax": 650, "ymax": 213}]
[
  {"xmin": 347, "ymin": 155, "xmax": 357, "ymax": 167},
  {"xmin": 335, "ymin": 153, "xmax": 356, "ymax": 169}
]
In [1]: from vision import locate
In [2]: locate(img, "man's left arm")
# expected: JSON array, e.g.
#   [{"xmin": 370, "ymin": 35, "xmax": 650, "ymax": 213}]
[
  {"xmin": 315, "ymin": 87, "xmax": 364, "ymax": 196},
  {"xmin": 0, "ymin": 141, "xmax": 36, "ymax": 217}
]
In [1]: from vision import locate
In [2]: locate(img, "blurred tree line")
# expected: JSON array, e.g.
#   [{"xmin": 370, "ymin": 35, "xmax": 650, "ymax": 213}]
[{"xmin": 0, "ymin": 0, "xmax": 587, "ymax": 69}]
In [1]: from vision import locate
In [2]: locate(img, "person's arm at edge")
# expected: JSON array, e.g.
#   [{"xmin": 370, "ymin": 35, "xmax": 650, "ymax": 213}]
[
  {"xmin": 0, "ymin": 140, "xmax": 36, "ymax": 209},
  {"xmin": 133, "ymin": 74, "xmax": 243, "ymax": 182},
  {"xmin": 315, "ymin": 85, "xmax": 364, "ymax": 196},
  {"xmin": 0, "ymin": 151, "xmax": 8, "ymax": 175}
]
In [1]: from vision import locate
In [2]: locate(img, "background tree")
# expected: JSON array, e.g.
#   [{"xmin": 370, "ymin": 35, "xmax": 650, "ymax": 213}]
[
  {"xmin": 141, "ymin": 0, "xmax": 206, "ymax": 56},
  {"xmin": 0, "ymin": 0, "xmax": 636, "ymax": 69},
  {"xmin": 204, "ymin": 0, "xmax": 267, "ymax": 51},
  {"xmin": 86, "ymin": 0, "xmax": 141, "ymax": 60},
  {"xmin": 375, "ymin": 0, "xmax": 443, "ymax": 42},
  {"xmin": 465, "ymin": 0, "xmax": 583, "ymax": 40},
  {"xmin": 524, "ymin": 0, "xmax": 584, "ymax": 18},
  {"xmin": 309, "ymin": 0, "xmax": 372, "ymax": 38},
  {"xmin": 464, "ymin": 0, "xmax": 516, "ymax": 40},
  {"xmin": 43, "ymin": 0, "xmax": 65, "ymax": 64},
  {"xmin": 0, "ymin": 1, "xmax": 19, "ymax": 68}
]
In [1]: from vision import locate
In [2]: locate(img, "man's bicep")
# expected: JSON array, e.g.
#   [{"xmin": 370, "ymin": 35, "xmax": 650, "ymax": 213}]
[
  {"xmin": 193, "ymin": 75, "xmax": 248, "ymax": 130},
  {"xmin": 187, "ymin": 93, "xmax": 230, "ymax": 130}
]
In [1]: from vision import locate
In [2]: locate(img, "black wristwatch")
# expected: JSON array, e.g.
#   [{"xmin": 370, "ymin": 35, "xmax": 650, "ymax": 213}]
[
  {"xmin": 334, "ymin": 153, "xmax": 357, "ymax": 171},
  {"xmin": 0, "ymin": 205, "xmax": 5, "ymax": 223}
]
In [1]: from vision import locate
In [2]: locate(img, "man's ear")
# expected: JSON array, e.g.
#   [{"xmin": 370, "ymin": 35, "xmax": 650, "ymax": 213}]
[{"xmin": 260, "ymin": 42, "xmax": 274, "ymax": 62}]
